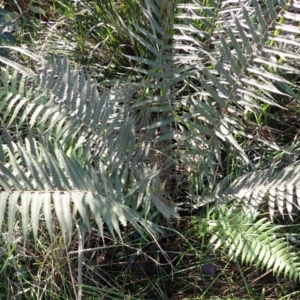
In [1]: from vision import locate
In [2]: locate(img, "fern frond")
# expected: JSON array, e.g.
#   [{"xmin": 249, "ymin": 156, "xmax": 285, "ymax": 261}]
[
  {"xmin": 217, "ymin": 163, "xmax": 300, "ymax": 219},
  {"xmin": 124, "ymin": 0, "xmax": 300, "ymax": 198},
  {"xmin": 0, "ymin": 44, "xmax": 184, "ymax": 244},
  {"xmin": 210, "ymin": 208, "xmax": 300, "ymax": 281},
  {"xmin": 0, "ymin": 138, "xmax": 155, "ymax": 243}
]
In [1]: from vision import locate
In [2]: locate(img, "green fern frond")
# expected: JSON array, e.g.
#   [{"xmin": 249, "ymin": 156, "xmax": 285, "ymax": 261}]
[{"xmin": 210, "ymin": 208, "xmax": 300, "ymax": 281}]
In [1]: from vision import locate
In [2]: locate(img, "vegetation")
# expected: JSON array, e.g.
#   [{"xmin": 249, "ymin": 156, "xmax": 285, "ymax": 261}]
[{"xmin": 0, "ymin": 0, "xmax": 300, "ymax": 299}]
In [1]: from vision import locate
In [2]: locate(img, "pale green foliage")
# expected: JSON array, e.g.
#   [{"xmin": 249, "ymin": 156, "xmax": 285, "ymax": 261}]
[
  {"xmin": 193, "ymin": 160, "xmax": 300, "ymax": 220},
  {"xmin": 0, "ymin": 55, "xmax": 177, "ymax": 244},
  {"xmin": 119, "ymin": 0, "xmax": 300, "ymax": 282},
  {"xmin": 123, "ymin": 0, "xmax": 300, "ymax": 200},
  {"xmin": 126, "ymin": 0, "xmax": 300, "ymax": 203},
  {"xmin": 218, "ymin": 163, "xmax": 300, "ymax": 219},
  {"xmin": 0, "ymin": 0, "xmax": 300, "ymax": 283}
]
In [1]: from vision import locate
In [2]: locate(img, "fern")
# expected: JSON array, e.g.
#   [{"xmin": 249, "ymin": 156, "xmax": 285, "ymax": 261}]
[
  {"xmin": 209, "ymin": 207, "xmax": 300, "ymax": 281},
  {"xmin": 0, "ymin": 55, "xmax": 178, "ymax": 244},
  {"xmin": 215, "ymin": 162, "xmax": 300, "ymax": 220},
  {"xmin": 117, "ymin": 0, "xmax": 300, "ymax": 282},
  {"xmin": 121, "ymin": 0, "xmax": 300, "ymax": 198},
  {"xmin": 1, "ymin": 0, "xmax": 300, "ymax": 283}
]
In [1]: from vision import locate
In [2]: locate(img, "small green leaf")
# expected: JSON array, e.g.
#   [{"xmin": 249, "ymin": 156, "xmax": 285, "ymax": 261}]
[{"xmin": 28, "ymin": 4, "xmax": 45, "ymax": 15}]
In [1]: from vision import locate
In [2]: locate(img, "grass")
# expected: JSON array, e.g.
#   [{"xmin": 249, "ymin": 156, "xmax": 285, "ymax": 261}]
[
  {"xmin": 1, "ymin": 223, "xmax": 298, "ymax": 299},
  {"xmin": 1, "ymin": 0, "xmax": 300, "ymax": 299},
  {"xmin": 1, "ymin": 213, "xmax": 299, "ymax": 299}
]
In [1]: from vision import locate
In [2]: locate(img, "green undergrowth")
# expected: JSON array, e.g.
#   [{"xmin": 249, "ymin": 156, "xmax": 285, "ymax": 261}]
[
  {"xmin": 0, "ymin": 214, "xmax": 299, "ymax": 299},
  {"xmin": 1, "ymin": 0, "xmax": 300, "ymax": 299}
]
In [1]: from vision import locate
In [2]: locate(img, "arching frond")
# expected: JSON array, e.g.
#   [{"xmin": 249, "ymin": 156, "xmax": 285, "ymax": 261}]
[
  {"xmin": 120, "ymin": 0, "xmax": 300, "ymax": 199},
  {"xmin": 216, "ymin": 163, "xmax": 300, "ymax": 219},
  {"xmin": 209, "ymin": 208, "xmax": 300, "ymax": 281},
  {"xmin": 0, "ymin": 50, "xmax": 177, "ymax": 243}
]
